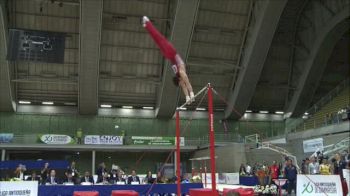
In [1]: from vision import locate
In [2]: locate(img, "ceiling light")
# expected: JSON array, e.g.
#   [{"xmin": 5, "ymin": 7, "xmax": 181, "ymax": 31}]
[
  {"xmin": 215, "ymin": 108, "xmax": 225, "ymax": 111},
  {"xmin": 304, "ymin": 112, "xmax": 309, "ymax": 115},
  {"xmin": 178, "ymin": 107, "xmax": 187, "ymax": 111},
  {"xmin": 259, "ymin": 111, "xmax": 269, "ymax": 114},
  {"xmin": 245, "ymin": 110, "xmax": 252, "ymax": 113},
  {"xmin": 196, "ymin": 107, "xmax": 206, "ymax": 111},
  {"xmin": 122, "ymin": 106, "xmax": 133, "ymax": 109},
  {"xmin": 18, "ymin": 100, "xmax": 31, "ymax": 104},
  {"xmin": 101, "ymin": 104, "xmax": 112, "ymax": 108},
  {"xmin": 64, "ymin": 102, "xmax": 76, "ymax": 106},
  {"xmin": 42, "ymin": 101, "xmax": 53, "ymax": 105},
  {"xmin": 142, "ymin": 106, "xmax": 154, "ymax": 110},
  {"xmin": 275, "ymin": 111, "xmax": 284, "ymax": 114}
]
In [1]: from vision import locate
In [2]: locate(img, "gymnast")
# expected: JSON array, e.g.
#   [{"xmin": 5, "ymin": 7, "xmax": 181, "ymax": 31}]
[{"xmin": 142, "ymin": 16, "xmax": 195, "ymax": 104}]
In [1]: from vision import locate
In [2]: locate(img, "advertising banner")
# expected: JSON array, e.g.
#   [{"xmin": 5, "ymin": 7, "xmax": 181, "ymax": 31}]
[
  {"xmin": 303, "ymin": 138, "xmax": 323, "ymax": 153},
  {"xmin": 297, "ymin": 175, "xmax": 342, "ymax": 196},
  {"xmin": 84, "ymin": 135, "xmax": 123, "ymax": 145},
  {"xmin": 0, "ymin": 181, "xmax": 38, "ymax": 196},
  {"xmin": 39, "ymin": 134, "xmax": 74, "ymax": 144},
  {"xmin": 131, "ymin": 136, "xmax": 185, "ymax": 146},
  {"xmin": 218, "ymin": 173, "xmax": 239, "ymax": 184},
  {"xmin": 0, "ymin": 133, "xmax": 14, "ymax": 143}
]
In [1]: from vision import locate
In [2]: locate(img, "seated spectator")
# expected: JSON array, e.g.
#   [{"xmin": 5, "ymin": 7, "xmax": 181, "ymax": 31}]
[
  {"xmin": 109, "ymin": 169, "xmax": 118, "ymax": 184},
  {"xmin": 14, "ymin": 164, "xmax": 27, "ymax": 180},
  {"xmin": 63, "ymin": 173, "xmax": 76, "ymax": 184},
  {"xmin": 80, "ymin": 171, "xmax": 94, "ymax": 184},
  {"xmin": 45, "ymin": 170, "xmax": 61, "ymax": 185},
  {"xmin": 143, "ymin": 171, "xmax": 155, "ymax": 184},
  {"xmin": 97, "ymin": 172, "xmax": 110, "ymax": 184},
  {"xmin": 115, "ymin": 170, "xmax": 126, "ymax": 184},
  {"xmin": 26, "ymin": 171, "xmax": 40, "ymax": 182},
  {"xmin": 156, "ymin": 171, "xmax": 167, "ymax": 184},
  {"xmin": 127, "ymin": 170, "xmax": 140, "ymax": 184}
]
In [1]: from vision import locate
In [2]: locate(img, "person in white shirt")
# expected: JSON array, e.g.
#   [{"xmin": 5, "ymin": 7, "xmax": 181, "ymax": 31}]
[
  {"xmin": 308, "ymin": 157, "xmax": 320, "ymax": 174},
  {"xmin": 246, "ymin": 163, "xmax": 252, "ymax": 175},
  {"xmin": 14, "ymin": 164, "xmax": 26, "ymax": 180}
]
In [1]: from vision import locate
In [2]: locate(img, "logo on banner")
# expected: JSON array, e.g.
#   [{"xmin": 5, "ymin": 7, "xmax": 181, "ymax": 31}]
[
  {"xmin": 0, "ymin": 181, "xmax": 38, "ymax": 196},
  {"xmin": 40, "ymin": 134, "xmax": 74, "ymax": 144},
  {"xmin": 297, "ymin": 175, "xmax": 342, "ymax": 195},
  {"xmin": 0, "ymin": 133, "xmax": 14, "ymax": 143},
  {"xmin": 84, "ymin": 135, "xmax": 123, "ymax": 145}
]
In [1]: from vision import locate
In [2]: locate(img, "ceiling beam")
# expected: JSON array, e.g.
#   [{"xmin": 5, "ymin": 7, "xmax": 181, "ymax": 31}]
[
  {"xmin": 224, "ymin": 0, "xmax": 288, "ymax": 119},
  {"xmin": 0, "ymin": 0, "xmax": 16, "ymax": 112},
  {"xmin": 286, "ymin": 7, "xmax": 350, "ymax": 117},
  {"xmin": 78, "ymin": 0, "xmax": 103, "ymax": 115},
  {"xmin": 155, "ymin": 0, "xmax": 200, "ymax": 118}
]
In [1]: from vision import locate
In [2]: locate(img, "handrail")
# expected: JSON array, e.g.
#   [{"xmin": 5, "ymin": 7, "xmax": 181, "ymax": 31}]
[{"xmin": 260, "ymin": 142, "xmax": 300, "ymax": 171}]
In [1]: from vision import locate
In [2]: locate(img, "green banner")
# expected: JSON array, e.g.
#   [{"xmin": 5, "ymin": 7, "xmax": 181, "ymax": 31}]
[{"xmin": 131, "ymin": 136, "xmax": 184, "ymax": 146}]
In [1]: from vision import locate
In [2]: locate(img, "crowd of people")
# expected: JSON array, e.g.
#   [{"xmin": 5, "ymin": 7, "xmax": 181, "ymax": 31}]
[
  {"xmin": 239, "ymin": 150, "xmax": 350, "ymax": 195},
  {"xmin": 12, "ymin": 161, "xmax": 190, "ymax": 186}
]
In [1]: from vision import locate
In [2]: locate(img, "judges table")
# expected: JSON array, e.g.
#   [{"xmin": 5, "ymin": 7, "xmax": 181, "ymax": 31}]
[
  {"xmin": 239, "ymin": 176, "xmax": 259, "ymax": 186},
  {"xmin": 39, "ymin": 183, "xmax": 203, "ymax": 196}
]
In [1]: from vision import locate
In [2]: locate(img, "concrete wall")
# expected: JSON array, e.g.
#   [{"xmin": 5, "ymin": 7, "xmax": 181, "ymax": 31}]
[{"xmin": 191, "ymin": 143, "xmax": 246, "ymax": 173}]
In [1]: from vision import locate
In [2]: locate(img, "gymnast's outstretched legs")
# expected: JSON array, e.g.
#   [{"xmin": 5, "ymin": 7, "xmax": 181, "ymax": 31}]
[{"xmin": 142, "ymin": 16, "xmax": 195, "ymax": 103}]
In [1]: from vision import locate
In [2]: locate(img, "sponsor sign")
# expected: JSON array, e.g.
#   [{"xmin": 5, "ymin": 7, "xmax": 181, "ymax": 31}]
[
  {"xmin": 131, "ymin": 136, "xmax": 185, "ymax": 146},
  {"xmin": 201, "ymin": 173, "xmax": 219, "ymax": 185},
  {"xmin": 303, "ymin": 138, "xmax": 323, "ymax": 153},
  {"xmin": 84, "ymin": 135, "xmax": 123, "ymax": 145},
  {"xmin": 0, "ymin": 181, "xmax": 38, "ymax": 196},
  {"xmin": 0, "ymin": 133, "xmax": 14, "ymax": 143},
  {"xmin": 224, "ymin": 173, "xmax": 240, "ymax": 185},
  {"xmin": 39, "ymin": 134, "xmax": 74, "ymax": 144},
  {"xmin": 297, "ymin": 175, "xmax": 342, "ymax": 196}
]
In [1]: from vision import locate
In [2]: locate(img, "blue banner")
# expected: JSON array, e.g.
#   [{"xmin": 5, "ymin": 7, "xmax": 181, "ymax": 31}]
[{"xmin": 0, "ymin": 160, "xmax": 69, "ymax": 170}]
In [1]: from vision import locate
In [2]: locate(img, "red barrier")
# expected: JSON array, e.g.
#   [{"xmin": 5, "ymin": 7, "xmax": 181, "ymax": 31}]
[
  {"xmin": 111, "ymin": 190, "xmax": 139, "ymax": 196},
  {"xmin": 189, "ymin": 188, "xmax": 218, "ymax": 196},
  {"xmin": 73, "ymin": 191, "xmax": 99, "ymax": 196}
]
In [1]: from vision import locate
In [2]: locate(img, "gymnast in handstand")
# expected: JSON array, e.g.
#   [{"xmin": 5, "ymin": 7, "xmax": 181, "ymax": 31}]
[{"xmin": 142, "ymin": 16, "xmax": 195, "ymax": 104}]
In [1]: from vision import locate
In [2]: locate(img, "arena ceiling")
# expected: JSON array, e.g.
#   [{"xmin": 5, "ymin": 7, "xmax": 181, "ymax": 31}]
[{"xmin": 0, "ymin": 0, "xmax": 349, "ymax": 119}]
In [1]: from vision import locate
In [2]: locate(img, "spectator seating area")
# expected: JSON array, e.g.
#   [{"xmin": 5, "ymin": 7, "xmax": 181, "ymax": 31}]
[{"xmin": 302, "ymin": 87, "xmax": 349, "ymax": 130}]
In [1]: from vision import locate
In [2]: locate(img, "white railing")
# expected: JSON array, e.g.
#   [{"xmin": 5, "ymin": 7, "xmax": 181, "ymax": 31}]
[
  {"xmin": 260, "ymin": 142, "xmax": 300, "ymax": 171},
  {"xmin": 309, "ymin": 137, "xmax": 350, "ymax": 159}
]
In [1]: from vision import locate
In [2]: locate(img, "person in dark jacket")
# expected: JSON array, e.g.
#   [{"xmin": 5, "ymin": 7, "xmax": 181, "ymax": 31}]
[
  {"xmin": 284, "ymin": 159, "xmax": 298, "ymax": 195},
  {"xmin": 26, "ymin": 171, "xmax": 40, "ymax": 182},
  {"xmin": 80, "ymin": 171, "xmax": 94, "ymax": 184},
  {"xmin": 127, "ymin": 170, "xmax": 140, "ymax": 184}
]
